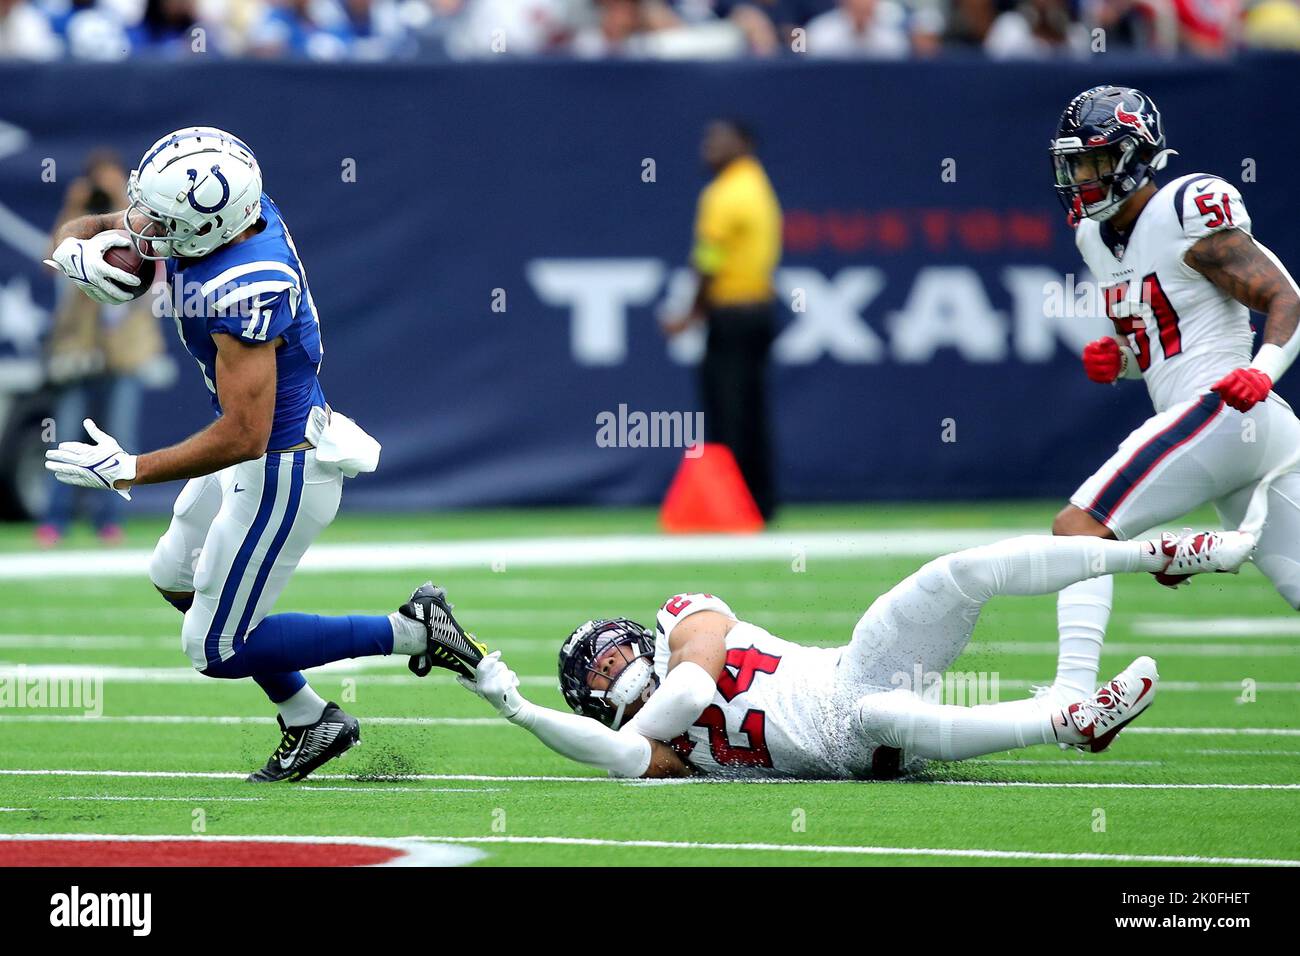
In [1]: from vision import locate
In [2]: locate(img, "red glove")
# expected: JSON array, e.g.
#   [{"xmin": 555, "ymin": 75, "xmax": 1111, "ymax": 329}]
[
  {"xmin": 1082, "ymin": 337, "xmax": 1123, "ymax": 383},
  {"xmin": 1212, "ymin": 367, "xmax": 1272, "ymax": 412}
]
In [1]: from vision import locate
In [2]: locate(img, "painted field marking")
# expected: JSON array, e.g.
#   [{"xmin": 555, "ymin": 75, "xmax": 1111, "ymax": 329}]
[
  {"xmin": 999, "ymin": 679, "xmax": 1299, "ymax": 693},
  {"xmin": 3, "ymin": 714, "xmax": 1297, "ymax": 732},
  {"xmin": 0, "ymin": 635, "xmax": 170, "ymax": 650},
  {"xmin": 0, "ymin": 833, "xmax": 483, "ymax": 867},
  {"xmin": 296, "ymin": 786, "xmax": 509, "ymax": 794},
  {"xmin": 1134, "ymin": 617, "xmax": 1300, "ymax": 637},
  {"xmin": 399, "ymin": 834, "xmax": 1299, "ymax": 867},
  {"xmin": 55, "ymin": 795, "xmax": 263, "ymax": 802},
  {"xmin": 0, "ymin": 662, "xmax": 554, "ymax": 687},
  {"xmin": 1126, "ymin": 727, "xmax": 1300, "ymax": 737},
  {"xmin": 1192, "ymin": 749, "xmax": 1300, "ymax": 757},
  {"xmin": 0, "ymin": 529, "xmax": 1062, "ymax": 581},
  {"xmin": 1, "ymin": 661, "xmax": 1296, "ymax": 691},
  {"xmin": 932, "ymin": 781, "xmax": 1300, "ymax": 791},
  {"xmin": 979, "ymin": 642, "xmax": 1298, "ymax": 658},
  {"xmin": 0, "ymin": 714, "xmax": 503, "ymax": 726},
  {"xmin": 0, "ymin": 768, "xmax": 1296, "ymax": 789},
  {"xmin": 961, "ymin": 759, "xmax": 1163, "ymax": 767}
]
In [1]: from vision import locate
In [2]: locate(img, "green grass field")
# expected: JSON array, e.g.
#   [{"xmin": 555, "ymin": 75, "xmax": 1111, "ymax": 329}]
[{"xmin": 0, "ymin": 503, "xmax": 1296, "ymax": 867}]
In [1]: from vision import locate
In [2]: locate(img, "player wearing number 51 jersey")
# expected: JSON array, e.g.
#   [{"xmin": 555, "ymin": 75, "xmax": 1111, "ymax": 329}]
[
  {"xmin": 457, "ymin": 530, "xmax": 1255, "ymax": 778},
  {"xmin": 1038, "ymin": 88, "xmax": 1300, "ymax": 715}
]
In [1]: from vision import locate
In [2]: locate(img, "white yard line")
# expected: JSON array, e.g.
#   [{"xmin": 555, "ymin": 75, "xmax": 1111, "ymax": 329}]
[
  {"xmin": 1126, "ymin": 727, "xmax": 1300, "ymax": 737},
  {"xmin": 0, "ymin": 714, "xmax": 504, "ymax": 726},
  {"xmin": 0, "ymin": 768, "xmax": 1296, "ymax": 789},
  {"xmin": 978, "ymin": 642, "xmax": 1298, "ymax": 657},
  {"xmin": 0, "ymin": 662, "xmax": 555, "ymax": 685},
  {"xmin": 0, "ymin": 529, "xmax": 1042, "ymax": 580},
  {"xmin": 932, "ymin": 781, "xmax": 1300, "ymax": 791},
  {"xmin": 1193, "ymin": 749, "xmax": 1300, "ymax": 757},
  {"xmin": 398, "ymin": 834, "xmax": 1299, "ymax": 867},
  {"xmin": 1134, "ymin": 617, "xmax": 1300, "ymax": 637},
  {"xmin": 2, "ymin": 659, "xmax": 1296, "ymax": 690},
  {"xmin": 4, "ymin": 714, "xmax": 1298, "ymax": 734},
  {"xmin": 296, "ymin": 787, "xmax": 509, "ymax": 794},
  {"xmin": 962, "ymin": 759, "xmax": 1164, "ymax": 767},
  {"xmin": 3, "ymin": 715, "xmax": 1299, "ymax": 739},
  {"xmin": 0, "ymin": 635, "xmax": 171, "ymax": 650},
  {"xmin": 55, "ymin": 795, "xmax": 263, "ymax": 802},
  {"xmin": 997, "ymin": 679, "xmax": 1300, "ymax": 692}
]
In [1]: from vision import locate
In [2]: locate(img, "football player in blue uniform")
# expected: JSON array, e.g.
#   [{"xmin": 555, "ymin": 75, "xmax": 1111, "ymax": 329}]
[{"xmin": 44, "ymin": 127, "xmax": 485, "ymax": 781}]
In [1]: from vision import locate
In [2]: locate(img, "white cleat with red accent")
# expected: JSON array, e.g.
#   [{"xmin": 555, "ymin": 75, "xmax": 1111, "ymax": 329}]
[
  {"xmin": 1062, "ymin": 656, "xmax": 1159, "ymax": 754},
  {"xmin": 1153, "ymin": 529, "xmax": 1257, "ymax": 588}
]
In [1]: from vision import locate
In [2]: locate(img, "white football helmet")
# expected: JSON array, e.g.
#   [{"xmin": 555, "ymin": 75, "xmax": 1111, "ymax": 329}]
[{"xmin": 125, "ymin": 127, "xmax": 262, "ymax": 261}]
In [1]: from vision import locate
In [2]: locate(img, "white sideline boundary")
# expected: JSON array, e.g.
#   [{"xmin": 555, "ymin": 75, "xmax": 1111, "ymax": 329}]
[
  {"xmin": 399, "ymin": 834, "xmax": 1300, "ymax": 867},
  {"xmin": 0, "ymin": 768, "xmax": 1296, "ymax": 789},
  {"xmin": 0, "ymin": 832, "xmax": 1284, "ymax": 868},
  {"xmin": 0, "ymin": 528, "xmax": 1047, "ymax": 580},
  {"xmin": 0, "ymin": 831, "xmax": 1286, "ymax": 867}
]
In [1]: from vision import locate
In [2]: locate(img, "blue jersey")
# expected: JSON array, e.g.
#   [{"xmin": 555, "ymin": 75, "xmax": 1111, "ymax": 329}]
[{"xmin": 165, "ymin": 194, "xmax": 326, "ymax": 450}]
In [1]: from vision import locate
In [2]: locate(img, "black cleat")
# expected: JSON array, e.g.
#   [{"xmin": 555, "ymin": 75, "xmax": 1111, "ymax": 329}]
[
  {"xmin": 400, "ymin": 582, "xmax": 487, "ymax": 679},
  {"xmin": 246, "ymin": 701, "xmax": 360, "ymax": 783}
]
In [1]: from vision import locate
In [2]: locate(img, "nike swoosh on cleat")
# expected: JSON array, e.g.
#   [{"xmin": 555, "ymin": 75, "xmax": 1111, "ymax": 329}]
[
  {"xmin": 1134, "ymin": 677, "xmax": 1154, "ymax": 705},
  {"xmin": 233, "ymin": 484, "xmax": 245, "ymax": 493},
  {"xmin": 278, "ymin": 736, "xmax": 307, "ymax": 771}
]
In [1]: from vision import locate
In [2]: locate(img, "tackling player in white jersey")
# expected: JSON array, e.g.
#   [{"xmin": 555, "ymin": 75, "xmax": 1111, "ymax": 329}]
[
  {"xmin": 455, "ymin": 529, "xmax": 1252, "ymax": 778},
  {"xmin": 1043, "ymin": 87, "xmax": 1300, "ymax": 708}
]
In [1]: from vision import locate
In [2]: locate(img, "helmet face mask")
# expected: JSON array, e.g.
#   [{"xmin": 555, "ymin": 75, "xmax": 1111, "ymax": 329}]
[
  {"xmin": 125, "ymin": 127, "xmax": 263, "ymax": 261},
  {"xmin": 1050, "ymin": 86, "xmax": 1176, "ymax": 224},
  {"xmin": 1051, "ymin": 141, "xmax": 1133, "ymax": 223},
  {"xmin": 558, "ymin": 619, "xmax": 659, "ymax": 729}
]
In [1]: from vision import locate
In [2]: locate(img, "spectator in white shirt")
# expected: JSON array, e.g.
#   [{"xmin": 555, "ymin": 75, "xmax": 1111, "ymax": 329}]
[
  {"xmin": 804, "ymin": 0, "xmax": 909, "ymax": 57},
  {"xmin": 0, "ymin": 0, "xmax": 62, "ymax": 57}
]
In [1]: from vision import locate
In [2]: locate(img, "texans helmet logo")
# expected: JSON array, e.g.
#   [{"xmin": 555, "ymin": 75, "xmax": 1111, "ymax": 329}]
[{"xmin": 1114, "ymin": 99, "xmax": 1158, "ymax": 145}]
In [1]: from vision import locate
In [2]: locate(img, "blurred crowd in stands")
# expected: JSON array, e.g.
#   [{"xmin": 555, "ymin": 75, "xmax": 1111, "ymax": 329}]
[{"xmin": 3, "ymin": 0, "xmax": 1300, "ymax": 61}]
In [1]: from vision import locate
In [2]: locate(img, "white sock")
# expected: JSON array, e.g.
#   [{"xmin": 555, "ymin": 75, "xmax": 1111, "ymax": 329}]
[
  {"xmin": 277, "ymin": 684, "xmax": 327, "ymax": 728},
  {"xmin": 1055, "ymin": 575, "xmax": 1113, "ymax": 702},
  {"xmin": 947, "ymin": 535, "xmax": 1161, "ymax": 603},
  {"xmin": 858, "ymin": 689, "xmax": 1059, "ymax": 761},
  {"xmin": 388, "ymin": 610, "xmax": 427, "ymax": 656}
]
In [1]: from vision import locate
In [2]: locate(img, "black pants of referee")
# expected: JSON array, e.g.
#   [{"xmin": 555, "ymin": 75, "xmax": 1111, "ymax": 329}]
[{"xmin": 699, "ymin": 303, "xmax": 776, "ymax": 520}]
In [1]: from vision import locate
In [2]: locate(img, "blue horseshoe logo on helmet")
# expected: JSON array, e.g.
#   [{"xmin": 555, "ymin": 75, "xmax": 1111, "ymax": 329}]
[{"xmin": 185, "ymin": 165, "xmax": 230, "ymax": 214}]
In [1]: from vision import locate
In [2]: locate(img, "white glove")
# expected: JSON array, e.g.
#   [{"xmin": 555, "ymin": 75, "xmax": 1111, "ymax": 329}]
[
  {"xmin": 458, "ymin": 650, "xmax": 526, "ymax": 720},
  {"xmin": 44, "ymin": 234, "xmax": 140, "ymax": 305},
  {"xmin": 44, "ymin": 419, "xmax": 137, "ymax": 501}
]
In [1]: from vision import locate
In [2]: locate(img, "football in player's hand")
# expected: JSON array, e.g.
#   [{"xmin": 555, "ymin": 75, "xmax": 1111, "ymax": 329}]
[{"xmin": 101, "ymin": 229, "xmax": 159, "ymax": 300}]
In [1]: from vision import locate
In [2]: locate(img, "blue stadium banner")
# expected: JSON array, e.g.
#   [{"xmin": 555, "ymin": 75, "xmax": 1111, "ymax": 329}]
[{"xmin": 1, "ymin": 57, "xmax": 1297, "ymax": 509}]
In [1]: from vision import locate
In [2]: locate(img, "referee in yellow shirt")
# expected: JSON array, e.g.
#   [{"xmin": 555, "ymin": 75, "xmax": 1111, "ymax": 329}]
[{"xmin": 666, "ymin": 119, "xmax": 782, "ymax": 519}]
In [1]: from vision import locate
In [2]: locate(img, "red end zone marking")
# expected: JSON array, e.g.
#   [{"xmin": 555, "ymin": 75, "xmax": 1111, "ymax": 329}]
[{"xmin": 1, "ymin": 839, "xmax": 402, "ymax": 867}]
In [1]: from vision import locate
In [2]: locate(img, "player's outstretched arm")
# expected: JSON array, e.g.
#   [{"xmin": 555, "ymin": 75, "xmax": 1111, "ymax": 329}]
[
  {"xmin": 1186, "ymin": 228, "xmax": 1300, "ymax": 410},
  {"xmin": 125, "ymin": 333, "xmax": 277, "ymax": 490},
  {"xmin": 459, "ymin": 651, "xmax": 690, "ymax": 778}
]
